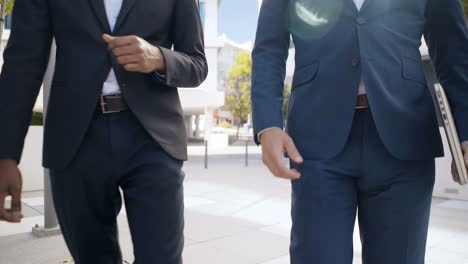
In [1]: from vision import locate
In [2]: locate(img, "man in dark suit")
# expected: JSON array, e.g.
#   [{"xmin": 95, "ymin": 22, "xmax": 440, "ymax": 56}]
[
  {"xmin": 0, "ymin": 0, "xmax": 207, "ymax": 263},
  {"xmin": 252, "ymin": 0, "xmax": 468, "ymax": 263}
]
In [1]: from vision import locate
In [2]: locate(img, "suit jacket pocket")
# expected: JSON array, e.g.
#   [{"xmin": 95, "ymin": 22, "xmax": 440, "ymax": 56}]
[
  {"xmin": 401, "ymin": 57, "xmax": 426, "ymax": 85},
  {"xmin": 292, "ymin": 61, "xmax": 320, "ymax": 90}
]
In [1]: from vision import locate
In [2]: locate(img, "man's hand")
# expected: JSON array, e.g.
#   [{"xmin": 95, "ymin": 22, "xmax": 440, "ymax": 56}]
[
  {"xmin": 260, "ymin": 128, "xmax": 303, "ymax": 180},
  {"xmin": 103, "ymin": 34, "xmax": 166, "ymax": 74},
  {"xmin": 451, "ymin": 142, "xmax": 468, "ymax": 181},
  {"xmin": 0, "ymin": 159, "xmax": 23, "ymax": 223}
]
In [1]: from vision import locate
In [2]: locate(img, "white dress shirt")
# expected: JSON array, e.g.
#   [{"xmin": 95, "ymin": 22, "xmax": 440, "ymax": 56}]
[
  {"xmin": 102, "ymin": 0, "xmax": 123, "ymax": 95},
  {"xmin": 258, "ymin": 0, "xmax": 367, "ymax": 141},
  {"xmin": 354, "ymin": 0, "xmax": 365, "ymax": 10},
  {"xmin": 354, "ymin": 0, "xmax": 367, "ymax": 95}
]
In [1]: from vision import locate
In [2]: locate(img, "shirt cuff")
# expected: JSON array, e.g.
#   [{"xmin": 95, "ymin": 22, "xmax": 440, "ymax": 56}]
[
  {"xmin": 257, "ymin": 127, "xmax": 279, "ymax": 143},
  {"xmin": 152, "ymin": 72, "xmax": 167, "ymax": 83}
]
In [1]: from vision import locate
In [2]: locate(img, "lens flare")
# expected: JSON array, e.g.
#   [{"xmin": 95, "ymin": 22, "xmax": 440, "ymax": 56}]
[
  {"xmin": 295, "ymin": 2, "xmax": 329, "ymax": 27},
  {"xmin": 289, "ymin": 0, "xmax": 344, "ymax": 40}
]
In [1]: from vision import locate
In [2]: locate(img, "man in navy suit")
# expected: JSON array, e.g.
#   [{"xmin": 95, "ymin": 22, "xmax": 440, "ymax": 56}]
[{"xmin": 252, "ymin": 0, "xmax": 468, "ymax": 263}]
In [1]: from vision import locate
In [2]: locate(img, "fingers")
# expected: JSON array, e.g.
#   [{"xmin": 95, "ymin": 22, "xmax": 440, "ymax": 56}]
[
  {"xmin": 112, "ymin": 46, "xmax": 135, "ymax": 57},
  {"xmin": 461, "ymin": 142, "xmax": 468, "ymax": 168},
  {"xmin": 10, "ymin": 168, "xmax": 22, "ymax": 216},
  {"xmin": 10, "ymin": 183, "xmax": 22, "ymax": 214},
  {"xmin": 102, "ymin": 34, "xmax": 136, "ymax": 49},
  {"xmin": 274, "ymin": 159, "xmax": 301, "ymax": 180},
  {"xmin": 110, "ymin": 41, "xmax": 142, "ymax": 70},
  {"xmin": 0, "ymin": 193, "xmax": 22, "ymax": 223},
  {"xmin": 5, "ymin": 209, "xmax": 23, "ymax": 223},
  {"xmin": 102, "ymin": 33, "xmax": 114, "ymax": 44},
  {"xmin": 102, "ymin": 34, "xmax": 151, "ymax": 73},
  {"xmin": 0, "ymin": 192, "xmax": 6, "ymax": 221},
  {"xmin": 116, "ymin": 55, "xmax": 141, "ymax": 65},
  {"xmin": 262, "ymin": 133, "xmax": 302, "ymax": 180},
  {"xmin": 122, "ymin": 63, "xmax": 140, "ymax": 72},
  {"xmin": 284, "ymin": 136, "xmax": 303, "ymax": 164},
  {"xmin": 263, "ymin": 152, "xmax": 300, "ymax": 180},
  {"xmin": 451, "ymin": 161, "xmax": 458, "ymax": 182}
]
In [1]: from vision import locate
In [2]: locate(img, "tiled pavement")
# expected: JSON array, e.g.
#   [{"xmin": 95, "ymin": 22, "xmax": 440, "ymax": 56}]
[{"xmin": 2, "ymin": 149, "xmax": 468, "ymax": 264}]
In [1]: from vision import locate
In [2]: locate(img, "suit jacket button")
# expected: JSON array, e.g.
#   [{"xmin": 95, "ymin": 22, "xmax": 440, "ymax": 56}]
[
  {"xmin": 352, "ymin": 59, "xmax": 360, "ymax": 68},
  {"xmin": 356, "ymin": 17, "xmax": 367, "ymax": 25}
]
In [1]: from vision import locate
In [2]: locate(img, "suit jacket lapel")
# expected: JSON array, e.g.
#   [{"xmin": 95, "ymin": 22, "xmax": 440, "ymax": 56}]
[
  {"xmin": 348, "ymin": 0, "xmax": 374, "ymax": 14},
  {"xmin": 88, "ymin": 0, "xmax": 111, "ymax": 33},
  {"xmin": 348, "ymin": 0, "xmax": 359, "ymax": 14},
  {"xmin": 358, "ymin": 0, "xmax": 374, "ymax": 14},
  {"xmin": 114, "ymin": 0, "xmax": 137, "ymax": 33}
]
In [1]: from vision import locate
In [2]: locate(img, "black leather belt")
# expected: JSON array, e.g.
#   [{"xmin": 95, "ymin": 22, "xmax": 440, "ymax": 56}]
[
  {"xmin": 356, "ymin": 94, "xmax": 369, "ymax": 109},
  {"xmin": 98, "ymin": 93, "xmax": 129, "ymax": 114}
]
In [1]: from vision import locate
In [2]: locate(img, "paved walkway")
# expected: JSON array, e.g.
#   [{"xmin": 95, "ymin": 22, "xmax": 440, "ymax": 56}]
[{"xmin": 1, "ymin": 149, "xmax": 468, "ymax": 263}]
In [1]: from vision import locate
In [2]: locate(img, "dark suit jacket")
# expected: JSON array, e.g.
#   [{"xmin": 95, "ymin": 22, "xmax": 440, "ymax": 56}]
[
  {"xmin": 252, "ymin": 0, "xmax": 468, "ymax": 161},
  {"xmin": 0, "ymin": 0, "xmax": 208, "ymax": 169}
]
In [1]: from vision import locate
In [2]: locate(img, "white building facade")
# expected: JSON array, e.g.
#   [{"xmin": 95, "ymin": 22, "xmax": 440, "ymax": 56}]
[{"xmin": 180, "ymin": 0, "xmax": 224, "ymax": 139}]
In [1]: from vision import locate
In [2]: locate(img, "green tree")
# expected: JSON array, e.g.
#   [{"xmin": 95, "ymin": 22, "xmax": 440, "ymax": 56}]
[
  {"xmin": 0, "ymin": 0, "xmax": 14, "ymax": 50},
  {"xmin": 225, "ymin": 51, "xmax": 252, "ymax": 139},
  {"xmin": 3, "ymin": 0, "xmax": 14, "ymax": 15},
  {"xmin": 463, "ymin": 0, "xmax": 468, "ymax": 17}
]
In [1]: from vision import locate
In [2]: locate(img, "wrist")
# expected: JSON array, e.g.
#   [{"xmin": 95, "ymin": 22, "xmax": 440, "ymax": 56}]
[
  {"xmin": 260, "ymin": 127, "xmax": 283, "ymax": 141},
  {"xmin": 151, "ymin": 46, "xmax": 166, "ymax": 74},
  {"xmin": 0, "ymin": 159, "xmax": 18, "ymax": 167}
]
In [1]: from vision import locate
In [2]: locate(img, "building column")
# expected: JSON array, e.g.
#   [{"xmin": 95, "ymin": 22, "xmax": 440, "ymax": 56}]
[
  {"xmin": 194, "ymin": 115, "xmax": 201, "ymax": 138},
  {"xmin": 204, "ymin": 108, "xmax": 214, "ymax": 141},
  {"xmin": 185, "ymin": 115, "xmax": 193, "ymax": 139}
]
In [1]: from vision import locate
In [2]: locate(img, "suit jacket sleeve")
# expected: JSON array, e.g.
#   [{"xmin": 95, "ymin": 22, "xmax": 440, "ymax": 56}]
[
  {"xmin": 424, "ymin": 0, "xmax": 468, "ymax": 141},
  {"xmin": 157, "ymin": 0, "xmax": 208, "ymax": 88},
  {"xmin": 251, "ymin": 0, "xmax": 290, "ymax": 145},
  {"xmin": 0, "ymin": 0, "xmax": 53, "ymax": 163}
]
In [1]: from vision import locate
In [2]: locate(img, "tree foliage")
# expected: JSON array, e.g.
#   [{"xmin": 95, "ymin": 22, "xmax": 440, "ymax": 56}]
[
  {"xmin": 3, "ymin": 0, "xmax": 14, "ymax": 16},
  {"xmin": 225, "ymin": 51, "xmax": 252, "ymax": 138},
  {"xmin": 463, "ymin": 0, "xmax": 468, "ymax": 17}
]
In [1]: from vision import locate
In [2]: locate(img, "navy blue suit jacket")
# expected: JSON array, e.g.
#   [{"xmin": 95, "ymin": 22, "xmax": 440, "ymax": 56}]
[{"xmin": 252, "ymin": 0, "xmax": 468, "ymax": 160}]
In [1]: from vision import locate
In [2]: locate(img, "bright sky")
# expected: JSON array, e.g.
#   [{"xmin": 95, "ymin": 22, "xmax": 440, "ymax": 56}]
[{"xmin": 219, "ymin": 0, "xmax": 260, "ymax": 43}]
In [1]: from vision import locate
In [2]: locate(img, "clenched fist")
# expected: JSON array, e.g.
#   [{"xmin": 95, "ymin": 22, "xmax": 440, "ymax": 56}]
[{"xmin": 103, "ymin": 34, "xmax": 166, "ymax": 74}]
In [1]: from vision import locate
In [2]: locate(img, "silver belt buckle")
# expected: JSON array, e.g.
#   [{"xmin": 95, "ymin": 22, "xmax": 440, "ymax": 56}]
[{"xmin": 100, "ymin": 93, "xmax": 122, "ymax": 114}]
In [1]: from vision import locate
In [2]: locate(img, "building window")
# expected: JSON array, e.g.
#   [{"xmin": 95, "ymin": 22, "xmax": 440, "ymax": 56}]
[{"xmin": 199, "ymin": 1, "xmax": 205, "ymax": 28}]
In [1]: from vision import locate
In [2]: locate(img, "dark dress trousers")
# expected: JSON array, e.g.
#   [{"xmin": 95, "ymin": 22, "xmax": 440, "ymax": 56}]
[
  {"xmin": 50, "ymin": 110, "xmax": 186, "ymax": 263},
  {"xmin": 0, "ymin": 0, "xmax": 207, "ymax": 263},
  {"xmin": 252, "ymin": 0, "xmax": 468, "ymax": 263}
]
